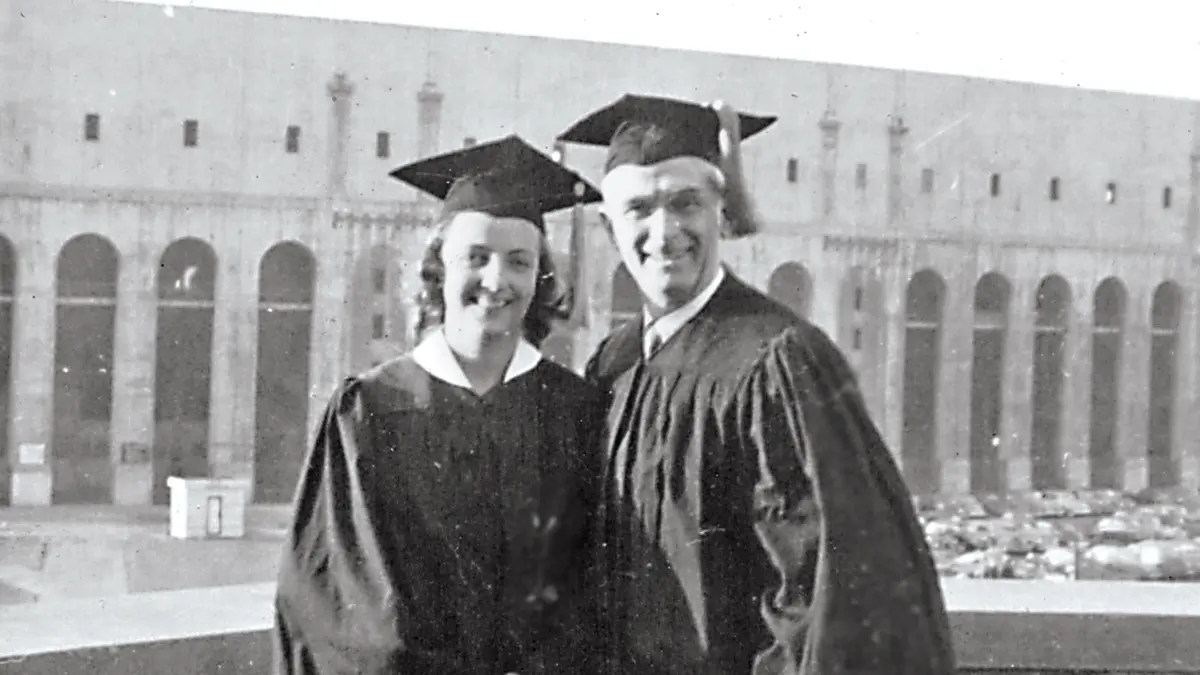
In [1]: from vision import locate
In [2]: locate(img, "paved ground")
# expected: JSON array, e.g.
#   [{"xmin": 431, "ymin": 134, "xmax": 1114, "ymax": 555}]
[{"xmin": 0, "ymin": 505, "xmax": 292, "ymax": 605}]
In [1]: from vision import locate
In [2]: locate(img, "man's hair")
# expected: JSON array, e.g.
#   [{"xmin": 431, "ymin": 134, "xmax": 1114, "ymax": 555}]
[{"xmin": 414, "ymin": 218, "xmax": 569, "ymax": 347}]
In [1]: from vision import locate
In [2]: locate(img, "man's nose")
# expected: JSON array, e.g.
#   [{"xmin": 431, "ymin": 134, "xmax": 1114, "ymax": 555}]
[{"xmin": 642, "ymin": 209, "xmax": 682, "ymax": 253}]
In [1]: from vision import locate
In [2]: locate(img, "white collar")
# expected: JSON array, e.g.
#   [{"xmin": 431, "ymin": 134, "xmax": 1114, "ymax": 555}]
[
  {"xmin": 411, "ymin": 328, "xmax": 542, "ymax": 389},
  {"xmin": 643, "ymin": 266, "xmax": 726, "ymax": 354}
]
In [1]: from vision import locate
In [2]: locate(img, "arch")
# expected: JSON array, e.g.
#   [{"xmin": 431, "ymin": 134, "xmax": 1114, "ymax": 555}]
[
  {"xmin": 1090, "ymin": 276, "xmax": 1126, "ymax": 488},
  {"xmin": 901, "ymin": 269, "xmax": 945, "ymax": 494},
  {"xmin": 52, "ymin": 234, "xmax": 120, "ymax": 504},
  {"xmin": 152, "ymin": 238, "xmax": 218, "ymax": 504},
  {"xmin": 254, "ymin": 241, "xmax": 316, "ymax": 503},
  {"xmin": 1030, "ymin": 275, "xmax": 1071, "ymax": 489},
  {"xmin": 969, "ymin": 272, "xmax": 1011, "ymax": 493},
  {"xmin": 610, "ymin": 263, "xmax": 640, "ymax": 331},
  {"xmin": 1148, "ymin": 280, "xmax": 1182, "ymax": 487},
  {"xmin": 0, "ymin": 236, "xmax": 14, "ymax": 505},
  {"xmin": 767, "ymin": 262, "xmax": 812, "ymax": 319}
]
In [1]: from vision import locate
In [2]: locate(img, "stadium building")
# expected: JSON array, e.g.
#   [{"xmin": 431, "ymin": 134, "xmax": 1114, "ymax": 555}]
[{"xmin": 1, "ymin": 0, "xmax": 1197, "ymax": 505}]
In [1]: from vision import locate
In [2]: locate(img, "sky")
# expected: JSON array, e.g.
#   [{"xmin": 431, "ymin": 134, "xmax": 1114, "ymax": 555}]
[{"xmin": 111, "ymin": 0, "xmax": 1200, "ymax": 102}]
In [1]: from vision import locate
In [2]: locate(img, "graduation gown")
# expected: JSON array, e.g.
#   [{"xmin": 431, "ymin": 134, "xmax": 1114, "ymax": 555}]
[
  {"xmin": 585, "ymin": 273, "xmax": 956, "ymax": 675},
  {"xmin": 273, "ymin": 340, "xmax": 606, "ymax": 675}
]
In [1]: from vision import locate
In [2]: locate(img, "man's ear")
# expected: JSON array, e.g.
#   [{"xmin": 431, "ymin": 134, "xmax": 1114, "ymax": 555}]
[{"xmin": 597, "ymin": 207, "xmax": 615, "ymax": 241}]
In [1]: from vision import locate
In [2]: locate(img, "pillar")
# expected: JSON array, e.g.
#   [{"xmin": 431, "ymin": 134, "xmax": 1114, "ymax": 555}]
[
  {"xmin": 1174, "ymin": 283, "xmax": 1199, "ymax": 489},
  {"xmin": 417, "ymin": 80, "xmax": 444, "ymax": 159},
  {"xmin": 109, "ymin": 229, "xmax": 157, "ymax": 505},
  {"xmin": 1117, "ymin": 292, "xmax": 1151, "ymax": 491},
  {"xmin": 8, "ymin": 231, "xmax": 54, "ymax": 505},
  {"xmin": 1061, "ymin": 285, "xmax": 1093, "ymax": 488},
  {"xmin": 937, "ymin": 268, "xmax": 973, "ymax": 494},
  {"xmin": 886, "ymin": 114, "xmax": 908, "ymax": 230},
  {"xmin": 207, "ymin": 227, "xmax": 256, "ymax": 483},
  {"xmin": 326, "ymin": 72, "xmax": 354, "ymax": 199},
  {"xmin": 1001, "ymin": 281, "xmax": 1035, "ymax": 491},
  {"xmin": 818, "ymin": 111, "xmax": 840, "ymax": 219}
]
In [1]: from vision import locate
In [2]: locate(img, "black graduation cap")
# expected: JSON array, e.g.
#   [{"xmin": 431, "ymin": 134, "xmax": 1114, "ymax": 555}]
[
  {"xmin": 555, "ymin": 94, "xmax": 778, "ymax": 174},
  {"xmin": 389, "ymin": 134, "xmax": 602, "ymax": 230}
]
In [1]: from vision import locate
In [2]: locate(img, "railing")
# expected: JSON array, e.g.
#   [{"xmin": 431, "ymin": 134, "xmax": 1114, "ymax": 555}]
[{"xmin": 4, "ymin": 579, "xmax": 1200, "ymax": 674}]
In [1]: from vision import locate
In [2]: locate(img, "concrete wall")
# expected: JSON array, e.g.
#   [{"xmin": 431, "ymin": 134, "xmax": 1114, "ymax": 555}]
[
  {"xmin": 1, "ymin": 0, "xmax": 1198, "ymax": 503},
  {"xmin": 7, "ymin": 580, "xmax": 1200, "ymax": 674}
]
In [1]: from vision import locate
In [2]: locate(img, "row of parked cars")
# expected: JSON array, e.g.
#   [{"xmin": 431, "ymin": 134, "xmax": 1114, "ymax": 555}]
[{"xmin": 916, "ymin": 487, "xmax": 1200, "ymax": 581}]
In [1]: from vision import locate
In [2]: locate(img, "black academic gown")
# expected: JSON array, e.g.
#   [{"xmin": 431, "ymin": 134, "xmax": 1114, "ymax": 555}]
[
  {"xmin": 585, "ymin": 273, "xmax": 956, "ymax": 675},
  {"xmin": 273, "ymin": 356, "xmax": 606, "ymax": 675}
]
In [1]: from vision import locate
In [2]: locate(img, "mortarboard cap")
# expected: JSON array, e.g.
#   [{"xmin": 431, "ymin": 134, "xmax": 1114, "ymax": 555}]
[
  {"xmin": 555, "ymin": 94, "xmax": 777, "ymax": 174},
  {"xmin": 389, "ymin": 134, "xmax": 602, "ymax": 230}
]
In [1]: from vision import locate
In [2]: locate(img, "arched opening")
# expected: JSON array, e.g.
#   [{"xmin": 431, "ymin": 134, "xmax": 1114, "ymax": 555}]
[
  {"xmin": 767, "ymin": 262, "xmax": 812, "ymax": 319},
  {"xmin": 1090, "ymin": 277, "xmax": 1126, "ymax": 488},
  {"xmin": 1030, "ymin": 275, "xmax": 1071, "ymax": 489},
  {"xmin": 901, "ymin": 269, "xmax": 944, "ymax": 494},
  {"xmin": 0, "ymin": 236, "xmax": 14, "ymax": 505},
  {"xmin": 254, "ymin": 242, "xmax": 315, "ymax": 503},
  {"xmin": 610, "ymin": 264, "xmax": 641, "ymax": 331},
  {"xmin": 53, "ymin": 234, "xmax": 119, "ymax": 504},
  {"xmin": 152, "ymin": 238, "xmax": 217, "ymax": 505},
  {"xmin": 1148, "ymin": 281, "xmax": 1181, "ymax": 487},
  {"xmin": 970, "ymin": 272, "xmax": 1011, "ymax": 493}
]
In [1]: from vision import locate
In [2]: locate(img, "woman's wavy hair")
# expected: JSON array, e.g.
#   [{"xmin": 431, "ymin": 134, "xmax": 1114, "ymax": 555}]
[{"xmin": 415, "ymin": 217, "xmax": 570, "ymax": 347}]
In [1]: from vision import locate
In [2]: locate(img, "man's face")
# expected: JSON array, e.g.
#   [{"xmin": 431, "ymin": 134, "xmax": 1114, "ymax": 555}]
[
  {"xmin": 600, "ymin": 157, "xmax": 724, "ymax": 315},
  {"xmin": 439, "ymin": 211, "xmax": 541, "ymax": 338}
]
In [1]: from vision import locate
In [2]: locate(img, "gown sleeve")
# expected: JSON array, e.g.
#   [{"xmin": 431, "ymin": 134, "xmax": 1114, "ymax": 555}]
[
  {"xmin": 271, "ymin": 378, "xmax": 475, "ymax": 675},
  {"xmin": 736, "ymin": 326, "xmax": 957, "ymax": 675}
]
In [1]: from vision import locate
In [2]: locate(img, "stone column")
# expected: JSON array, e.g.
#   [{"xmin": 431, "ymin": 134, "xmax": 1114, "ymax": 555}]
[
  {"xmin": 326, "ymin": 72, "xmax": 354, "ymax": 199},
  {"xmin": 886, "ymin": 115, "xmax": 908, "ymax": 229},
  {"xmin": 1061, "ymin": 288, "xmax": 1093, "ymax": 488},
  {"xmin": 1174, "ymin": 282, "xmax": 1199, "ymax": 489},
  {"xmin": 417, "ymin": 81, "xmax": 444, "ymax": 159},
  {"xmin": 937, "ymin": 270, "xmax": 973, "ymax": 494},
  {"xmin": 8, "ymin": 234, "xmax": 55, "ymax": 505},
  {"xmin": 818, "ymin": 111, "xmax": 840, "ymax": 219},
  {"xmin": 109, "ymin": 229, "xmax": 157, "ymax": 505},
  {"xmin": 1001, "ymin": 281, "xmax": 1035, "ymax": 491},
  {"xmin": 207, "ymin": 228, "xmax": 256, "ymax": 483},
  {"xmin": 1117, "ymin": 293, "xmax": 1151, "ymax": 491}
]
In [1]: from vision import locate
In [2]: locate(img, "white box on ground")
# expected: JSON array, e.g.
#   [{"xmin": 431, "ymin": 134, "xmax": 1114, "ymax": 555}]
[{"xmin": 166, "ymin": 477, "xmax": 251, "ymax": 539}]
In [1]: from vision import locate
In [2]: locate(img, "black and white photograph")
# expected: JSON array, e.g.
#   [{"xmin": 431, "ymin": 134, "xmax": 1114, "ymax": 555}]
[{"xmin": 1, "ymin": 1, "xmax": 1199, "ymax": 673}]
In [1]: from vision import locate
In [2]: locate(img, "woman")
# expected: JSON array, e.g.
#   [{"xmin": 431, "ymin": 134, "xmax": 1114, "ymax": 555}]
[{"xmin": 273, "ymin": 136, "xmax": 606, "ymax": 675}]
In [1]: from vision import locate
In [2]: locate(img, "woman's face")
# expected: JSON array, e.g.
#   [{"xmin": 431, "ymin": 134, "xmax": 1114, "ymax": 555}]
[{"xmin": 439, "ymin": 211, "xmax": 542, "ymax": 339}]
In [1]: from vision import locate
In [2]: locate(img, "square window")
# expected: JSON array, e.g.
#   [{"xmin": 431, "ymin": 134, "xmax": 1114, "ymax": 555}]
[
  {"xmin": 84, "ymin": 113, "xmax": 100, "ymax": 141},
  {"xmin": 183, "ymin": 119, "xmax": 199, "ymax": 148},
  {"xmin": 920, "ymin": 168, "xmax": 934, "ymax": 193},
  {"xmin": 285, "ymin": 126, "xmax": 301, "ymax": 153}
]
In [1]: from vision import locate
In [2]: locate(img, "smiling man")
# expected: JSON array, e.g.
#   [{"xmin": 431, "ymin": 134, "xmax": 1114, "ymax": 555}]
[{"xmin": 557, "ymin": 95, "xmax": 955, "ymax": 675}]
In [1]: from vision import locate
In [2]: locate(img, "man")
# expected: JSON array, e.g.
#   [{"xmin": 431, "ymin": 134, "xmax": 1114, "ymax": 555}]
[{"xmin": 556, "ymin": 94, "xmax": 956, "ymax": 675}]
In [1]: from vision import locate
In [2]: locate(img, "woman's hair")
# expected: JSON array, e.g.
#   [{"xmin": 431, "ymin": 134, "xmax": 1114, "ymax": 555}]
[{"xmin": 415, "ymin": 217, "xmax": 570, "ymax": 347}]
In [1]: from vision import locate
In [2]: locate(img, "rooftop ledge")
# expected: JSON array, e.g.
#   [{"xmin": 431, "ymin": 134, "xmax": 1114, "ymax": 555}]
[{"xmin": 3, "ymin": 580, "xmax": 1200, "ymax": 674}]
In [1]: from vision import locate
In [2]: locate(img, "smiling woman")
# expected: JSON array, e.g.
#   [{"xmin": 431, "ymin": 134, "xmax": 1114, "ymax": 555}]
[{"xmin": 272, "ymin": 135, "xmax": 610, "ymax": 675}]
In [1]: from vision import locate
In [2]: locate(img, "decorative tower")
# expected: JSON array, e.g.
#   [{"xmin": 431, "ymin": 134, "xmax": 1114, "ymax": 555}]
[{"xmin": 326, "ymin": 72, "xmax": 354, "ymax": 199}]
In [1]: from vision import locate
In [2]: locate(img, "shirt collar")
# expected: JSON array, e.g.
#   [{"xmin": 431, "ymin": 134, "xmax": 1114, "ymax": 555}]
[
  {"xmin": 643, "ymin": 266, "xmax": 726, "ymax": 353},
  {"xmin": 411, "ymin": 328, "xmax": 542, "ymax": 389}
]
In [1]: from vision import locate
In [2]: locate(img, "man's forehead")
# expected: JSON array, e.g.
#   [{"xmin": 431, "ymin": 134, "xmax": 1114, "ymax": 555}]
[{"xmin": 601, "ymin": 157, "xmax": 724, "ymax": 200}]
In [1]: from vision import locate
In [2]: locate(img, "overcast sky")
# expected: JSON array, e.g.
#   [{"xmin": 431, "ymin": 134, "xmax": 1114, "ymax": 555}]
[{"xmin": 112, "ymin": 0, "xmax": 1200, "ymax": 101}]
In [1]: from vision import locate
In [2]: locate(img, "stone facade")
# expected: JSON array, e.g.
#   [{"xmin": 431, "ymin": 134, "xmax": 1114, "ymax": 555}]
[{"xmin": 0, "ymin": 0, "xmax": 1197, "ymax": 504}]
